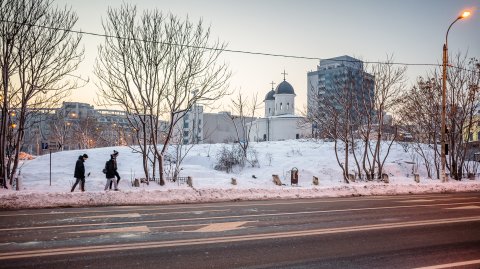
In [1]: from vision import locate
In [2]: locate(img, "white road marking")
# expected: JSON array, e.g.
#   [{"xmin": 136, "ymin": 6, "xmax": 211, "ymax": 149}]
[
  {"xmin": 149, "ymin": 223, "xmax": 205, "ymax": 230},
  {"xmin": 194, "ymin": 221, "xmax": 250, "ymax": 232},
  {"xmin": 0, "ymin": 216, "xmax": 479, "ymax": 260},
  {"xmin": 398, "ymin": 199, "xmax": 433, "ymax": 203},
  {"xmin": 69, "ymin": 225, "xmax": 150, "ymax": 234},
  {"xmin": 413, "ymin": 259, "xmax": 480, "ymax": 269},
  {"xmin": 76, "ymin": 213, "xmax": 141, "ymax": 219},
  {"xmin": 446, "ymin": 205, "xmax": 480, "ymax": 210},
  {"xmin": 144, "ymin": 209, "xmax": 229, "ymax": 217},
  {"xmin": 1, "ymin": 201, "xmax": 479, "ymax": 232}
]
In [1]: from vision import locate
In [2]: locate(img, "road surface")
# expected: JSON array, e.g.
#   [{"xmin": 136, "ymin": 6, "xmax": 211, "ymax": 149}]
[{"xmin": 0, "ymin": 192, "xmax": 479, "ymax": 268}]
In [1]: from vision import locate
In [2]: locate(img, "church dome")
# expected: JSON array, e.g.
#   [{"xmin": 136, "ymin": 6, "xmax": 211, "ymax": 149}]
[
  {"xmin": 264, "ymin": 90, "xmax": 275, "ymax": 101},
  {"xmin": 275, "ymin": 80, "xmax": 295, "ymax": 95}
]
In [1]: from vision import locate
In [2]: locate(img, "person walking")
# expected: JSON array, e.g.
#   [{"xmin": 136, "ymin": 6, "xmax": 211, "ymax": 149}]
[
  {"xmin": 104, "ymin": 153, "xmax": 119, "ymax": 191},
  {"xmin": 109, "ymin": 150, "xmax": 121, "ymax": 190},
  {"xmin": 71, "ymin": 154, "xmax": 88, "ymax": 192}
]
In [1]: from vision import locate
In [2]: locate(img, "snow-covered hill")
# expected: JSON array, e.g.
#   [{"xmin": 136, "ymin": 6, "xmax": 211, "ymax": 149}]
[{"xmin": 1, "ymin": 140, "xmax": 479, "ymax": 209}]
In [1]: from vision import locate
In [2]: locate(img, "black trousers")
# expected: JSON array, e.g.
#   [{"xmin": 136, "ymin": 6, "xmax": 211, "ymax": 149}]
[
  {"xmin": 71, "ymin": 178, "xmax": 85, "ymax": 192},
  {"xmin": 109, "ymin": 172, "xmax": 121, "ymax": 189}
]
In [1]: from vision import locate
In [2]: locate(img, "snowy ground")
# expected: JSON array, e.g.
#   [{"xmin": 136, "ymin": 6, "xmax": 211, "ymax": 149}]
[{"xmin": 1, "ymin": 140, "xmax": 479, "ymax": 209}]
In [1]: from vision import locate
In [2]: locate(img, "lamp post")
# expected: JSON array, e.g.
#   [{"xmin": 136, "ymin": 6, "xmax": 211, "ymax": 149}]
[
  {"xmin": 191, "ymin": 89, "xmax": 198, "ymax": 144},
  {"xmin": 441, "ymin": 11, "xmax": 471, "ymax": 182}
]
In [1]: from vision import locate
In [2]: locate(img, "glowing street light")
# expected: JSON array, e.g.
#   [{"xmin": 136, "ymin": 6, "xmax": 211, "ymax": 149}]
[
  {"xmin": 441, "ymin": 10, "xmax": 472, "ymax": 182},
  {"xmin": 461, "ymin": 11, "xmax": 471, "ymax": 18}
]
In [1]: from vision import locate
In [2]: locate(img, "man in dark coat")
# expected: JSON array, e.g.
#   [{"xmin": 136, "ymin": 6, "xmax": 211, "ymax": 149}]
[
  {"xmin": 109, "ymin": 150, "xmax": 121, "ymax": 189},
  {"xmin": 71, "ymin": 154, "xmax": 88, "ymax": 192},
  {"xmin": 104, "ymin": 153, "xmax": 119, "ymax": 191}
]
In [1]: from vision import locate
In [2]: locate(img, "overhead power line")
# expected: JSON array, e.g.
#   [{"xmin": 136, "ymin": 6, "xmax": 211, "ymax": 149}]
[{"xmin": 0, "ymin": 18, "xmax": 478, "ymax": 72}]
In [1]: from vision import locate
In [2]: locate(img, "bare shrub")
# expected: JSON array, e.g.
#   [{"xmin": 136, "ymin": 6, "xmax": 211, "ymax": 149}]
[{"xmin": 214, "ymin": 145, "xmax": 243, "ymax": 173}]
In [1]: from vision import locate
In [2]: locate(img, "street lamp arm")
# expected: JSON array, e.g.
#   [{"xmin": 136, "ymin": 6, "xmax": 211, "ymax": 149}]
[
  {"xmin": 446, "ymin": 11, "xmax": 471, "ymax": 46},
  {"xmin": 445, "ymin": 17, "xmax": 461, "ymax": 46}
]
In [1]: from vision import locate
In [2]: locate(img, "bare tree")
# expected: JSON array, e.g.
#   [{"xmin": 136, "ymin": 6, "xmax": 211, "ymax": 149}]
[
  {"xmin": 1, "ymin": 0, "xmax": 83, "ymax": 188},
  {"xmin": 367, "ymin": 57, "xmax": 406, "ymax": 179},
  {"xmin": 397, "ymin": 77, "xmax": 442, "ymax": 179},
  {"xmin": 444, "ymin": 55, "xmax": 480, "ymax": 180},
  {"xmin": 397, "ymin": 55, "xmax": 480, "ymax": 180},
  {"xmin": 308, "ymin": 68, "xmax": 357, "ymax": 183},
  {"xmin": 95, "ymin": 4, "xmax": 230, "ymax": 185},
  {"xmin": 68, "ymin": 116, "xmax": 103, "ymax": 149},
  {"xmin": 308, "ymin": 57, "xmax": 404, "ymax": 183},
  {"xmin": 165, "ymin": 121, "xmax": 196, "ymax": 181},
  {"xmin": 228, "ymin": 92, "xmax": 260, "ymax": 166}
]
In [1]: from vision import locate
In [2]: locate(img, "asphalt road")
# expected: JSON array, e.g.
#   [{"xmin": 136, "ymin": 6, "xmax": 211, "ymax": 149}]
[{"xmin": 0, "ymin": 192, "xmax": 479, "ymax": 269}]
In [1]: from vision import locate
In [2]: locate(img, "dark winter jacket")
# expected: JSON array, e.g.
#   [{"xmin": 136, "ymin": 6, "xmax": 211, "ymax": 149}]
[
  {"xmin": 105, "ymin": 158, "xmax": 117, "ymax": 178},
  {"xmin": 74, "ymin": 156, "xmax": 86, "ymax": 179}
]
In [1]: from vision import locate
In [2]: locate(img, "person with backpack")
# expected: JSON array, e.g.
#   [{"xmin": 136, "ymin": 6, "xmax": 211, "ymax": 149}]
[
  {"xmin": 108, "ymin": 150, "xmax": 121, "ymax": 189},
  {"xmin": 71, "ymin": 154, "xmax": 88, "ymax": 192},
  {"xmin": 104, "ymin": 153, "xmax": 119, "ymax": 191}
]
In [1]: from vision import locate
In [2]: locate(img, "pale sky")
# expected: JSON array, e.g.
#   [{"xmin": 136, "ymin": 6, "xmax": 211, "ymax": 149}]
[{"xmin": 56, "ymin": 0, "xmax": 479, "ymax": 113}]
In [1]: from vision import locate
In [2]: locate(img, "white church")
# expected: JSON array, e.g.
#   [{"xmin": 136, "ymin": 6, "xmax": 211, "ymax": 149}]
[{"xmin": 249, "ymin": 76, "xmax": 310, "ymax": 142}]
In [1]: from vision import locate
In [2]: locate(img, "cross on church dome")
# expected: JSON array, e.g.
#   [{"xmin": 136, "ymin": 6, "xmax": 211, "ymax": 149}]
[{"xmin": 281, "ymin": 70, "xmax": 288, "ymax": 81}]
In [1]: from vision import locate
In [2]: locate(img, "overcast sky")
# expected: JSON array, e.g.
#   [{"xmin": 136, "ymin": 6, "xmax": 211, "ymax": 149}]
[{"xmin": 56, "ymin": 0, "xmax": 480, "ymax": 113}]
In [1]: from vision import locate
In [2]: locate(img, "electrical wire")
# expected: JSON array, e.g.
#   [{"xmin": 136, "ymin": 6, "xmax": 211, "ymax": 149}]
[{"xmin": 0, "ymin": 18, "xmax": 478, "ymax": 73}]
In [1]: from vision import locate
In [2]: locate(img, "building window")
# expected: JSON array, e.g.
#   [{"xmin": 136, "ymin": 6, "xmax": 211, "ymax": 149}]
[
  {"xmin": 477, "ymin": 131, "xmax": 480, "ymax": 141},
  {"xmin": 296, "ymin": 134, "xmax": 300, "ymax": 139},
  {"xmin": 470, "ymin": 133, "xmax": 474, "ymax": 141},
  {"xmin": 183, "ymin": 122, "xmax": 189, "ymax": 128},
  {"xmin": 263, "ymin": 134, "xmax": 267, "ymax": 141},
  {"xmin": 269, "ymin": 108, "xmax": 271, "ymax": 114},
  {"xmin": 287, "ymin": 103, "xmax": 290, "ymax": 110},
  {"xmin": 280, "ymin": 103, "xmax": 283, "ymax": 110},
  {"xmin": 183, "ymin": 131, "xmax": 189, "ymax": 137}
]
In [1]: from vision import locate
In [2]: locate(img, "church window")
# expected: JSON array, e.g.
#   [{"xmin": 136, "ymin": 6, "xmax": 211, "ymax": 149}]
[
  {"xmin": 287, "ymin": 103, "xmax": 290, "ymax": 110},
  {"xmin": 269, "ymin": 108, "xmax": 271, "ymax": 114},
  {"xmin": 280, "ymin": 103, "xmax": 283, "ymax": 110}
]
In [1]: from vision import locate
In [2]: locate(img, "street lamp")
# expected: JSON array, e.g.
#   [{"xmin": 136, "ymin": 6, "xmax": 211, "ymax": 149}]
[
  {"xmin": 441, "ymin": 10, "xmax": 471, "ymax": 182},
  {"xmin": 191, "ymin": 89, "xmax": 198, "ymax": 144}
]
